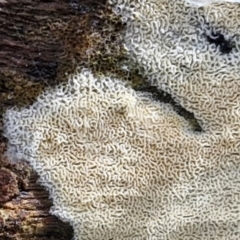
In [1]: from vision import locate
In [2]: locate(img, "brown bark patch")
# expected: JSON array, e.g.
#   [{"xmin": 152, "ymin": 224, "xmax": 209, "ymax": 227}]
[{"xmin": 0, "ymin": 168, "xmax": 19, "ymax": 204}]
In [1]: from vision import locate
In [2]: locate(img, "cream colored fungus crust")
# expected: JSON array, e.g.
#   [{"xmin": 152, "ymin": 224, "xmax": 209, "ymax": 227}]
[{"xmin": 3, "ymin": 0, "xmax": 240, "ymax": 239}]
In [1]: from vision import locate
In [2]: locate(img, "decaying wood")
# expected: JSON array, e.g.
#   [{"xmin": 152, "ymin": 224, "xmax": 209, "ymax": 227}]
[
  {"xmin": 0, "ymin": 150, "xmax": 73, "ymax": 239},
  {"xmin": 0, "ymin": 0, "xmax": 121, "ymax": 108}
]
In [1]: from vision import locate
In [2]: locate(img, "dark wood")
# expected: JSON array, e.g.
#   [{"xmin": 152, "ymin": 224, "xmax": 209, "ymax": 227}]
[{"xmin": 0, "ymin": 141, "xmax": 74, "ymax": 240}]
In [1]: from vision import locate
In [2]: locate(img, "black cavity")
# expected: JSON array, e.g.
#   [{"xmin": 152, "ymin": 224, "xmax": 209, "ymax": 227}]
[
  {"xmin": 134, "ymin": 85, "xmax": 202, "ymax": 132},
  {"xmin": 206, "ymin": 31, "xmax": 233, "ymax": 54}
]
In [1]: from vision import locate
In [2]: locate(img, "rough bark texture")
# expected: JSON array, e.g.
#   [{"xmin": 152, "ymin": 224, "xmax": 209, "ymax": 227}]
[{"xmin": 0, "ymin": 146, "xmax": 74, "ymax": 240}]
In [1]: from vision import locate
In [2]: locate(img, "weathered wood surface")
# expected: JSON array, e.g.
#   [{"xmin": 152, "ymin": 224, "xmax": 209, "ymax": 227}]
[{"xmin": 0, "ymin": 144, "xmax": 73, "ymax": 239}]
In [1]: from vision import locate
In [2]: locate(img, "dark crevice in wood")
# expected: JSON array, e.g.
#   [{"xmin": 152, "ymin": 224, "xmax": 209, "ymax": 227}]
[{"xmin": 134, "ymin": 85, "xmax": 203, "ymax": 132}]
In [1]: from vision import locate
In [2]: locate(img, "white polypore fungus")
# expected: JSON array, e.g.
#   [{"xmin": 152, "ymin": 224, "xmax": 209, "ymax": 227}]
[
  {"xmin": 109, "ymin": 0, "xmax": 240, "ymax": 238},
  {"xmin": 3, "ymin": 68, "xmax": 240, "ymax": 239},
  {"xmin": 110, "ymin": 0, "xmax": 240, "ymax": 133},
  {"xmin": 186, "ymin": 0, "xmax": 240, "ymax": 7}
]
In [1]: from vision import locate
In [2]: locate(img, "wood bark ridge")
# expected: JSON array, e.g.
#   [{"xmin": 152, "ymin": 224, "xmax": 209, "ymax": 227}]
[
  {"xmin": 0, "ymin": 0, "xmax": 108, "ymax": 239},
  {"xmin": 0, "ymin": 154, "xmax": 73, "ymax": 239}
]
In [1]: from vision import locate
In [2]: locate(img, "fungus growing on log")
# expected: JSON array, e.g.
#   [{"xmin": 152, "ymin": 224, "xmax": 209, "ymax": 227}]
[
  {"xmin": 110, "ymin": 0, "xmax": 240, "ymax": 132},
  {"xmin": 3, "ymin": 70, "xmax": 193, "ymax": 239},
  {"xmin": 3, "ymin": 0, "xmax": 240, "ymax": 239},
  {"xmin": 3, "ymin": 68, "xmax": 240, "ymax": 239}
]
